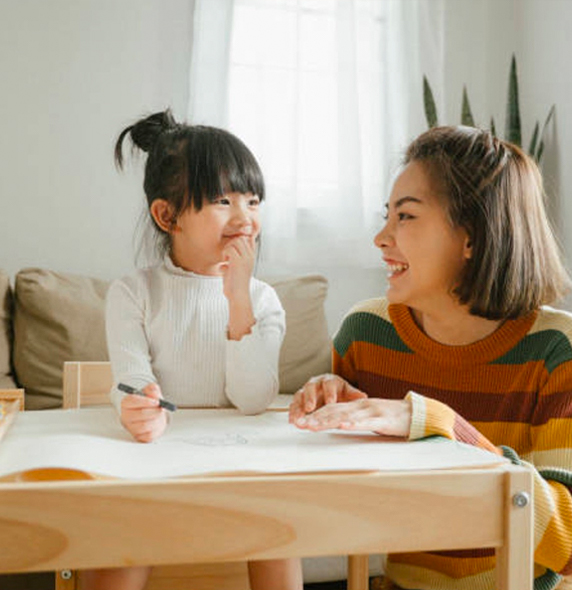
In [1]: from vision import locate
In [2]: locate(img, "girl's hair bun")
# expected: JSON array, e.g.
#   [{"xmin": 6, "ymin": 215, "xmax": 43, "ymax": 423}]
[
  {"xmin": 115, "ymin": 109, "xmax": 177, "ymax": 168},
  {"xmin": 130, "ymin": 110, "xmax": 177, "ymax": 153}
]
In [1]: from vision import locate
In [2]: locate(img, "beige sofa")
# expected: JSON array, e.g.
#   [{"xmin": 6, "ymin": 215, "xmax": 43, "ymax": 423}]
[{"xmin": 0, "ymin": 268, "xmax": 331, "ymax": 410}]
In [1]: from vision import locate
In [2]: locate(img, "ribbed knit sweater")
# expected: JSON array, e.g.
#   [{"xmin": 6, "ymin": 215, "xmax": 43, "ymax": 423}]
[
  {"xmin": 106, "ymin": 256, "xmax": 285, "ymax": 413},
  {"xmin": 333, "ymin": 298, "xmax": 572, "ymax": 590}
]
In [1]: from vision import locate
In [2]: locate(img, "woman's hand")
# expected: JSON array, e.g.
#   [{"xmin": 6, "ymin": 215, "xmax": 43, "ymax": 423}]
[
  {"xmin": 288, "ymin": 374, "xmax": 368, "ymax": 425},
  {"xmin": 120, "ymin": 383, "xmax": 168, "ymax": 443},
  {"xmin": 293, "ymin": 397, "xmax": 413, "ymax": 438},
  {"xmin": 221, "ymin": 235, "xmax": 257, "ymax": 340}
]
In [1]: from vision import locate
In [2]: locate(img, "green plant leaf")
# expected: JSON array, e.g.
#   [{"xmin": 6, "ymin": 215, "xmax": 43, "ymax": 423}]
[
  {"xmin": 461, "ymin": 86, "xmax": 475, "ymax": 126},
  {"xmin": 536, "ymin": 105, "xmax": 555, "ymax": 163},
  {"xmin": 423, "ymin": 76, "xmax": 438, "ymax": 128},
  {"xmin": 528, "ymin": 121, "xmax": 540, "ymax": 157},
  {"xmin": 505, "ymin": 54, "xmax": 522, "ymax": 146},
  {"xmin": 490, "ymin": 116, "xmax": 497, "ymax": 137}
]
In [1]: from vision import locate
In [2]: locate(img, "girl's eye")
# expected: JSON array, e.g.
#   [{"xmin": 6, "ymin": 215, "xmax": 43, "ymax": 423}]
[
  {"xmin": 249, "ymin": 198, "xmax": 260, "ymax": 207},
  {"xmin": 215, "ymin": 198, "xmax": 230, "ymax": 205}
]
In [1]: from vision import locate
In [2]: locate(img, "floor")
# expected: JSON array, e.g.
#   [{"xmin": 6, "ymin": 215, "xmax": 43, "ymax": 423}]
[
  {"xmin": 0, "ymin": 574, "xmax": 383, "ymax": 590},
  {"xmin": 0, "ymin": 573, "xmax": 54, "ymax": 590}
]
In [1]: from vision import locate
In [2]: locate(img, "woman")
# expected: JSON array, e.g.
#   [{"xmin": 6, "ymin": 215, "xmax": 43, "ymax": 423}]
[{"xmin": 289, "ymin": 126, "xmax": 572, "ymax": 590}]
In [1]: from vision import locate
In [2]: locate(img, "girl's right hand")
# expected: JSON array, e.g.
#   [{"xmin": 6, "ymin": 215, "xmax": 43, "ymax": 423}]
[
  {"xmin": 288, "ymin": 374, "xmax": 368, "ymax": 425},
  {"xmin": 221, "ymin": 235, "xmax": 256, "ymax": 301},
  {"xmin": 120, "ymin": 383, "xmax": 168, "ymax": 443},
  {"xmin": 221, "ymin": 235, "xmax": 257, "ymax": 340}
]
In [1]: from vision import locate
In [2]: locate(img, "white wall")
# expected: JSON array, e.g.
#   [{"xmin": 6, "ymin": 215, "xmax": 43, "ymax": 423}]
[
  {"xmin": 0, "ymin": 0, "xmax": 194, "ymax": 280},
  {"xmin": 437, "ymin": 0, "xmax": 572, "ymax": 311},
  {"xmin": 2, "ymin": 0, "xmax": 572, "ymax": 332},
  {"xmin": 440, "ymin": 0, "xmax": 520, "ymax": 127},
  {"xmin": 519, "ymin": 0, "xmax": 572, "ymax": 306}
]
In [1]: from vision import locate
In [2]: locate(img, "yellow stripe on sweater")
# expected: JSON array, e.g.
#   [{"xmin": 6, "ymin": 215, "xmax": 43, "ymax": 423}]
[
  {"xmin": 388, "ymin": 551, "xmax": 494, "ymax": 578},
  {"xmin": 386, "ymin": 561, "xmax": 494, "ymax": 590},
  {"xmin": 535, "ymin": 479, "xmax": 572, "ymax": 572},
  {"xmin": 531, "ymin": 420, "xmax": 572, "ymax": 451}
]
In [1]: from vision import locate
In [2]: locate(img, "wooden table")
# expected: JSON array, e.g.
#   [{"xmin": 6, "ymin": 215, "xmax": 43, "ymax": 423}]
[{"xmin": 0, "ymin": 407, "xmax": 533, "ymax": 590}]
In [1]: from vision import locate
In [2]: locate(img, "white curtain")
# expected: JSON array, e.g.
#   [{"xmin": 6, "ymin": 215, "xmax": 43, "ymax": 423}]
[{"xmin": 189, "ymin": 0, "xmax": 445, "ymax": 315}]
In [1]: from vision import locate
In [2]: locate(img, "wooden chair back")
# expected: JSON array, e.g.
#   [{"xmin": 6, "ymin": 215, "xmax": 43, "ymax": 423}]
[{"xmin": 62, "ymin": 362, "xmax": 113, "ymax": 409}]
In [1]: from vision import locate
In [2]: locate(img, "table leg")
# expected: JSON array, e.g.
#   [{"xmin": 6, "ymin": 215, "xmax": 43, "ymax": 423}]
[
  {"xmin": 495, "ymin": 468, "xmax": 533, "ymax": 590},
  {"xmin": 348, "ymin": 555, "xmax": 369, "ymax": 590}
]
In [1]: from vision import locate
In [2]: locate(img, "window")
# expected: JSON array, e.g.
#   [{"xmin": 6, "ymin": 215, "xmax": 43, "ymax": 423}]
[{"xmin": 228, "ymin": 0, "xmax": 388, "ymax": 216}]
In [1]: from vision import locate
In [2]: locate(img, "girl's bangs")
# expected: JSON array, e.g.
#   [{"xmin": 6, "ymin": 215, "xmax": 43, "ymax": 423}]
[{"xmin": 185, "ymin": 129, "xmax": 264, "ymax": 207}]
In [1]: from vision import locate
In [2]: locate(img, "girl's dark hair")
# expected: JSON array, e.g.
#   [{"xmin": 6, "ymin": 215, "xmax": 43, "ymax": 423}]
[
  {"xmin": 114, "ymin": 109, "xmax": 265, "ymax": 259},
  {"xmin": 405, "ymin": 125, "xmax": 570, "ymax": 319}
]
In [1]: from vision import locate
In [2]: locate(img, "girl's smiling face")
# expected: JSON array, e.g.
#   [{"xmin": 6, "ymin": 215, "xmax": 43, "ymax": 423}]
[
  {"xmin": 374, "ymin": 161, "xmax": 472, "ymax": 313},
  {"xmin": 151, "ymin": 192, "xmax": 261, "ymax": 275}
]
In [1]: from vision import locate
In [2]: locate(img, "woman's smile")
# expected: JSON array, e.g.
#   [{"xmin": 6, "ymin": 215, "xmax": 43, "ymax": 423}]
[{"xmin": 384, "ymin": 258, "xmax": 410, "ymax": 279}]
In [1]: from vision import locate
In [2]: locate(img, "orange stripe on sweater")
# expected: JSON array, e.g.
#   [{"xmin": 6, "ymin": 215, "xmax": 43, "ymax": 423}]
[{"xmin": 344, "ymin": 340, "xmax": 548, "ymax": 393}]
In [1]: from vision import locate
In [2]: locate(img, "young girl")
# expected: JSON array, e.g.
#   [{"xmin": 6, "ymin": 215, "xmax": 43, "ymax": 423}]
[
  {"xmin": 82, "ymin": 110, "xmax": 303, "ymax": 590},
  {"xmin": 289, "ymin": 126, "xmax": 572, "ymax": 590}
]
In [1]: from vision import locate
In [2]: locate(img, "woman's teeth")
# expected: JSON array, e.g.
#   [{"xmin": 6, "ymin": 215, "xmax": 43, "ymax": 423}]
[{"xmin": 388, "ymin": 263, "xmax": 409, "ymax": 277}]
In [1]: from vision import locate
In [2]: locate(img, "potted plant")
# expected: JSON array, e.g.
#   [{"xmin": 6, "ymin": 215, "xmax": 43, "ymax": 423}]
[{"xmin": 423, "ymin": 54, "xmax": 554, "ymax": 163}]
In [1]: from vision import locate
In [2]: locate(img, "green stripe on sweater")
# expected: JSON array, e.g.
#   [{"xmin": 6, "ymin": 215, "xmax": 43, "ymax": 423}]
[
  {"xmin": 492, "ymin": 330, "xmax": 572, "ymax": 374},
  {"xmin": 334, "ymin": 312, "xmax": 413, "ymax": 358}
]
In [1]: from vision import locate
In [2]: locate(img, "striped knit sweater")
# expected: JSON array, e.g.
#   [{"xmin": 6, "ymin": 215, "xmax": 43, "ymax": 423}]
[{"xmin": 333, "ymin": 298, "xmax": 572, "ymax": 590}]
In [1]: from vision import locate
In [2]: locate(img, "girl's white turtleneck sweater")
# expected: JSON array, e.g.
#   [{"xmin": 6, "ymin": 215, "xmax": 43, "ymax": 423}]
[{"xmin": 105, "ymin": 256, "xmax": 285, "ymax": 414}]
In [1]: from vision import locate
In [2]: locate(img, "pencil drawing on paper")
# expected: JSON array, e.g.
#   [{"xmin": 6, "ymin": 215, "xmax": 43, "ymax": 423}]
[{"xmin": 170, "ymin": 433, "xmax": 249, "ymax": 446}]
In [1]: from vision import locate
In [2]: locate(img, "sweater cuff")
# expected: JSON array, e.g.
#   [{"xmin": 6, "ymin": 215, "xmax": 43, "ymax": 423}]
[
  {"xmin": 226, "ymin": 320, "xmax": 261, "ymax": 344},
  {"xmin": 406, "ymin": 391, "xmax": 427, "ymax": 440},
  {"xmin": 405, "ymin": 390, "xmax": 455, "ymax": 441}
]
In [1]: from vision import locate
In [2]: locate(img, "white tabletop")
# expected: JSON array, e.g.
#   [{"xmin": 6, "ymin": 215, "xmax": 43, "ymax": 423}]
[{"xmin": 0, "ymin": 407, "xmax": 506, "ymax": 480}]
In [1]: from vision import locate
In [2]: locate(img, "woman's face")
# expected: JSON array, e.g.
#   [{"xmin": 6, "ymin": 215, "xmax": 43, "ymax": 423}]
[{"xmin": 374, "ymin": 161, "xmax": 472, "ymax": 313}]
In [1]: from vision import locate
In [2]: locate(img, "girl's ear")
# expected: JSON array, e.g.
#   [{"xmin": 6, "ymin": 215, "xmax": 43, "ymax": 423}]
[{"xmin": 150, "ymin": 199, "xmax": 176, "ymax": 233}]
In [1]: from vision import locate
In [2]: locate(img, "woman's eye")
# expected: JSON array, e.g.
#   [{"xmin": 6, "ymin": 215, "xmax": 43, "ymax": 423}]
[{"xmin": 383, "ymin": 212, "xmax": 413, "ymax": 221}]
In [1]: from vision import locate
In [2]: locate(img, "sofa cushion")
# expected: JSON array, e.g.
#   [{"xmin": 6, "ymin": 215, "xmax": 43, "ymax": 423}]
[
  {"xmin": 13, "ymin": 269, "xmax": 110, "ymax": 409},
  {"xmin": 0, "ymin": 270, "xmax": 16, "ymax": 390},
  {"xmin": 13, "ymin": 269, "xmax": 331, "ymax": 409},
  {"xmin": 270, "ymin": 275, "xmax": 331, "ymax": 393}
]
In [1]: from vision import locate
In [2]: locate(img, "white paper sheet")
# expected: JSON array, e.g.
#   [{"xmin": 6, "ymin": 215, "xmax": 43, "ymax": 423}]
[{"xmin": 0, "ymin": 407, "xmax": 506, "ymax": 480}]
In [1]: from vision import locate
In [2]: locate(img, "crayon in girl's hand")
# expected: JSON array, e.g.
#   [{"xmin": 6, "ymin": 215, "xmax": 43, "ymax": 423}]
[{"xmin": 117, "ymin": 383, "xmax": 177, "ymax": 412}]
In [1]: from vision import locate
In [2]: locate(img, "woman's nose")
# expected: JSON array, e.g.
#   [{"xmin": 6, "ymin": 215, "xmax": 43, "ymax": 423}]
[{"xmin": 374, "ymin": 223, "xmax": 392, "ymax": 249}]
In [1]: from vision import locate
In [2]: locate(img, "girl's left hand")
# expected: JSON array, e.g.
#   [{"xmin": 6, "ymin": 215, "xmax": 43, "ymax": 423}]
[
  {"xmin": 295, "ymin": 398, "xmax": 413, "ymax": 438},
  {"xmin": 221, "ymin": 235, "xmax": 256, "ymax": 301}
]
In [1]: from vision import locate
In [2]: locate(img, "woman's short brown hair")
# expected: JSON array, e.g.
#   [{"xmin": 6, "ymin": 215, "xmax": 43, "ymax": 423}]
[{"xmin": 405, "ymin": 125, "xmax": 571, "ymax": 319}]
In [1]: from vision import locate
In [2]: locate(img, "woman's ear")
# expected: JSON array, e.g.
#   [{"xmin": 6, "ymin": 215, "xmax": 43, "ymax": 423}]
[
  {"xmin": 464, "ymin": 236, "xmax": 473, "ymax": 260},
  {"xmin": 150, "ymin": 199, "xmax": 176, "ymax": 233}
]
